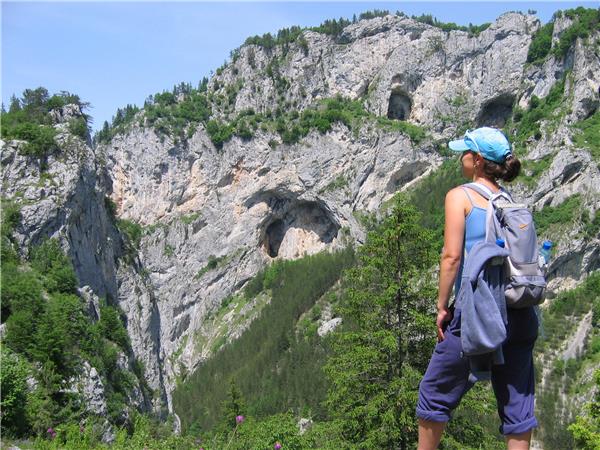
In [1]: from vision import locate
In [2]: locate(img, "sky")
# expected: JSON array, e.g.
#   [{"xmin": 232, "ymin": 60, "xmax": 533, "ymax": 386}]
[{"xmin": 2, "ymin": 1, "xmax": 598, "ymax": 132}]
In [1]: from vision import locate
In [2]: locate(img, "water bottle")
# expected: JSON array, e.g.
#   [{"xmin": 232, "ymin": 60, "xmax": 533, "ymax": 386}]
[
  {"xmin": 538, "ymin": 240, "xmax": 553, "ymax": 271},
  {"xmin": 491, "ymin": 238, "xmax": 505, "ymax": 265}
]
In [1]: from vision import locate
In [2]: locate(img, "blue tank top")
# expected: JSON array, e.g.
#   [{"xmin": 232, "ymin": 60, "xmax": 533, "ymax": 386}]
[{"xmin": 454, "ymin": 196, "xmax": 487, "ymax": 293}]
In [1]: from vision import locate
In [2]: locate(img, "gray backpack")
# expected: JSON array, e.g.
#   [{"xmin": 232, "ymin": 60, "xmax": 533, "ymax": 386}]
[{"xmin": 465, "ymin": 183, "xmax": 547, "ymax": 308}]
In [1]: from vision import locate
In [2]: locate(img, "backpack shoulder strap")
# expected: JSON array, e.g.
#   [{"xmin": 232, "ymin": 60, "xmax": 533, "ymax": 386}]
[
  {"xmin": 464, "ymin": 182, "xmax": 493, "ymax": 200},
  {"xmin": 466, "ymin": 182, "xmax": 513, "ymax": 204}
]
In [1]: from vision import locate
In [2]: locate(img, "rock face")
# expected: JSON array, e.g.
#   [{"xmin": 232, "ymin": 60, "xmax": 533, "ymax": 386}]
[
  {"xmin": 1, "ymin": 115, "xmax": 165, "ymax": 413},
  {"xmin": 2, "ymin": 11, "xmax": 599, "ymax": 416}
]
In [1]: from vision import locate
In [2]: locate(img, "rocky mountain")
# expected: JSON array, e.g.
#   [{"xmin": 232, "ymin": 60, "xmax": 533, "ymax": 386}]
[{"xmin": 2, "ymin": 9, "xmax": 599, "ymax": 434}]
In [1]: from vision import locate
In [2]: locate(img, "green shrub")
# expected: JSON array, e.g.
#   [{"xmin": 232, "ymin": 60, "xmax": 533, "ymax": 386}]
[
  {"xmin": 116, "ymin": 219, "xmax": 143, "ymax": 249},
  {"xmin": 533, "ymin": 194, "xmax": 581, "ymax": 238},
  {"xmin": 206, "ymin": 120, "xmax": 234, "ymax": 149},
  {"xmin": 1, "ymin": 88, "xmax": 89, "ymax": 157},
  {"xmin": 583, "ymin": 208, "xmax": 600, "ymax": 240},
  {"xmin": 4, "ymin": 122, "xmax": 59, "ymax": 158},
  {"xmin": 511, "ymin": 75, "xmax": 566, "ymax": 151},
  {"xmin": 1, "ymin": 199, "xmax": 21, "ymax": 267},
  {"xmin": 29, "ymin": 238, "xmax": 78, "ymax": 294},
  {"xmin": 573, "ymin": 110, "xmax": 600, "ymax": 161},
  {"xmin": 552, "ymin": 7, "xmax": 600, "ymax": 60},
  {"xmin": 527, "ymin": 22, "xmax": 554, "ymax": 63},
  {"xmin": 98, "ymin": 304, "xmax": 130, "ymax": 350},
  {"xmin": 0, "ymin": 347, "xmax": 31, "ymax": 436},
  {"xmin": 518, "ymin": 153, "xmax": 554, "ymax": 187}
]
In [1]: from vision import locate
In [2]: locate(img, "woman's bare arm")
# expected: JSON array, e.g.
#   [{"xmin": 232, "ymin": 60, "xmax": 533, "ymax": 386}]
[{"xmin": 436, "ymin": 188, "xmax": 466, "ymax": 340}]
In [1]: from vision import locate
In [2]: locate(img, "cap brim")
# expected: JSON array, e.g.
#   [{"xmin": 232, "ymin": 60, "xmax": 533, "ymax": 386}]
[{"xmin": 448, "ymin": 139, "xmax": 470, "ymax": 151}]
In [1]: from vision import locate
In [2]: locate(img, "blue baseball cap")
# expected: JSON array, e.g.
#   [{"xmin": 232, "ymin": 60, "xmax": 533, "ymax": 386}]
[{"xmin": 448, "ymin": 127, "xmax": 512, "ymax": 163}]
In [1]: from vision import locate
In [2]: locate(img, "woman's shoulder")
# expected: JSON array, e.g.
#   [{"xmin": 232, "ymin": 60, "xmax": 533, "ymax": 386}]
[{"xmin": 445, "ymin": 186, "xmax": 468, "ymax": 202}]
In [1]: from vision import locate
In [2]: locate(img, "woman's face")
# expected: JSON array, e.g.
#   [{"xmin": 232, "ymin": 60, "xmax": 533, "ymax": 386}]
[{"xmin": 460, "ymin": 150, "xmax": 476, "ymax": 179}]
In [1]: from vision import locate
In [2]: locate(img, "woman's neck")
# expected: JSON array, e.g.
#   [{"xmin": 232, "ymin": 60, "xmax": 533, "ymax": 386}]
[{"xmin": 472, "ymin": 175, "xmax": 500, "ymax": 191}]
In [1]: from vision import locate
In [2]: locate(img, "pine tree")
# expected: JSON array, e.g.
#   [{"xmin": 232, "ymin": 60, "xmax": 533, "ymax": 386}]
[
  {"xmin": 221, "ymin": 379, "xmax": 246, "ymax": 429},
  {"xmin": 8, "ymin": 94, "xmax": 21, "ymax": 113},
  {"xmin": 324, "ymin": 195, "xmax": 437, "ymax": 449}
]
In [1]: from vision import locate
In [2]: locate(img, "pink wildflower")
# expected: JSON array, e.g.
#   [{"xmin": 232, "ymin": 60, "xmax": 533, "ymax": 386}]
[
  {"xmin": 235, "ymin": 415, "xmax": 245, "ymax": 424},
  {"xmin": 274, "ymin": 442, "xmax": 282, "ymax": 449}
]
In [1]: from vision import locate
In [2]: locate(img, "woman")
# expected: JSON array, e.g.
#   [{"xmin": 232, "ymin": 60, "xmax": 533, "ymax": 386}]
[{"xmin": 416, "ymin": 127, "xmax": 538, "ymax": 450}]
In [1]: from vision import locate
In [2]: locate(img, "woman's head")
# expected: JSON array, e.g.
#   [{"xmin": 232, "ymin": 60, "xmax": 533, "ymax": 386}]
[{"xmin": 449, "ymin": 127, "xmax": 520, "ymax": 182}]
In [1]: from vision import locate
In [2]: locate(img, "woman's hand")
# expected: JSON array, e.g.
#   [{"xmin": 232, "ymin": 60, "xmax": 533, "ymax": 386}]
[{"xmin": 436, "ymin": 307, "xmax": 453, "ymax": 342}]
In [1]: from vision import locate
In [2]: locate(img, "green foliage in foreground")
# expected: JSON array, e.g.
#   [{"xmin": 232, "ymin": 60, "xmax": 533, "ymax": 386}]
[
  {"xmin": 325, "ymin": 196, "xmax": 505, "ymax": 449},
  {"xmin": 1, "ymin": 87, "xmax": 90, "ymax": 158},
  {"xmin": 324, "ymin": 196, "xmax": 438, "ymax": 448}
]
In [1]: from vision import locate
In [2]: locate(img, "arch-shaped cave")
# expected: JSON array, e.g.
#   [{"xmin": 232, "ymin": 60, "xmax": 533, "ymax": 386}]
[
  {"xmin": 477, "ymin": 95, "xmax": 515, "ymax": 128},
  {"xmin": 387, "ymin": 91, "xmax": 412, "ymax": 121},
  {"xmin": 261, "ymin": 201, "xmax": 340, "ymax": 259},
  {"xmin": 385, "ymin": 161, "xmax": 430, "ymax": 193},
  {"xmin": 265, "ymin": 219, "xmax": 286, "ymax": 257}
]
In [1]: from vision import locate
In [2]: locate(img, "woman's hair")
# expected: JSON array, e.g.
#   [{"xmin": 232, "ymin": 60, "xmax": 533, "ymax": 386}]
[{"xmin": 481, "ymin": 154, "xmax": 521, "ymax": 182}]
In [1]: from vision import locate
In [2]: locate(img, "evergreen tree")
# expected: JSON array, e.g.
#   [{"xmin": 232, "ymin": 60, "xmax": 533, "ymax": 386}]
[
  {"xmin": 8, "ymin": 94, "xmax": 21, "ymax": 112},
  {"xmin": 324, "ymin": 195, "xmax": 437, "ymax": 449},
  {"xmin": 221, "ymin": 379, "xmax": 247, "ymax": 429}
]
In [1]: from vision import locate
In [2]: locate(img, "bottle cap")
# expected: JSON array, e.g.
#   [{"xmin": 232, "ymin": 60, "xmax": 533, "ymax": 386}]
[
  {"xmin": 496, "ymin": 238, "xmax": 505, "ymax": 248},
  {"xmin": 542, "ymin": 240, "xmax": 553, "ymax": 250}
]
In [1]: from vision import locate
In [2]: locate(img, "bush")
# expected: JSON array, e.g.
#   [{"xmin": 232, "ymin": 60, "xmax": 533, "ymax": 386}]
[
  {"xmin": 5, "ymin": 122, "xmax": 59, "ymax": 157},
  {"xmin": 116, "ymin": 219, "xmax": 143, "ymax": 249},
  {"xmin": 573, "ymin": 110, "xmax": 600, "ymax": 161},
  {"xmin": 511, "ymin": 75, "xmax": 566, "ymax": 151},
  {"xmin": 206, "ymin": 120, "xmax": 234, "ymax": 149},
  {"xmin": 533, "ymin": 194, "xmax": 581, "ymax": 238},
  {"xmin": 527, "ymin": 22, "xmax": 554, "ymax": 63},
  {"xmin": 552, "ymin": 7, "xmax": 600, "ymax": 60},
  {"xmin": 29, "ymin": 238, "xmax": 78, "ymax": 294},
  {"xmin": 0, "ymin": 347, "xmax": 31, "ymax": 436},
  {"xmin": 68, "ymin": 117, "xmax": 89, "ymax": 140},
  {"xmin": 98, "ymin": 304, "xmax": 130, "ymax": 350},
  {"xmin": 1, "ymin": 88, "xmax": 89, "ymax": 157}
]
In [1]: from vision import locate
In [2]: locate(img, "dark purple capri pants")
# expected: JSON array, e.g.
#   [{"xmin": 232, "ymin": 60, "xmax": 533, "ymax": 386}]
[{"xmin": 416, "ymin": 307, "xmax": 538, "ymax": 435}]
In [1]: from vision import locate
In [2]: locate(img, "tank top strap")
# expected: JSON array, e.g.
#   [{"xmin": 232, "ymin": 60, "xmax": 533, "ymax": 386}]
[{"xmin": 461, "ymin": 186, "xmax": 475, "ymax": 207}]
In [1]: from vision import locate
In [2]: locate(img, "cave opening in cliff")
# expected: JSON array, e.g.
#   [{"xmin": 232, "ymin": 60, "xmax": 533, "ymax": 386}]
[
  {"xmin": 477, "ymin": 95, "xmax": 515, "ymax": 128},
  {"xmin": 387, "ymin": 92, "xmax": 412, "ymax": 121},
  {"xmin": 386, "ymin": 161, "xmax": 430, "ymax": 193},
  {"xmin": 262, "ymin": 202, "xmax": 340, "ymax": 259},
  {"xmin": 265, "ymin": 219, "xmax": 286, "ymax": 257}
]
